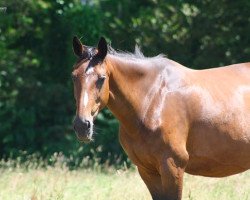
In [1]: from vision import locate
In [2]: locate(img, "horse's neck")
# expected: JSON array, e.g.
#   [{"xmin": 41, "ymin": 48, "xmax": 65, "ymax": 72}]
[{"xmin": 106, "ymin": 55, "xmax": 163, "ymax": 133}]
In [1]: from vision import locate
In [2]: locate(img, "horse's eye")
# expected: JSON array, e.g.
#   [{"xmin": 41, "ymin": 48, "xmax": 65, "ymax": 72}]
[{"xmin": 96, "ymin": 75, "xmax": 106, "ymax": 88}]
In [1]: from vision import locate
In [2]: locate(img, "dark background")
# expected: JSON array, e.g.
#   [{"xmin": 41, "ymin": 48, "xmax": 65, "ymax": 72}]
[{"xmin": 0, "ymin": 0, "xmax": 250, "ymax": 167}]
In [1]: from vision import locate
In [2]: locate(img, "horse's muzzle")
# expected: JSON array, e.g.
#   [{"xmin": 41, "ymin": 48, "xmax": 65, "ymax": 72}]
[{"xmin": 73, "ymin": 116, "xmax": 92, "ymax": 142}]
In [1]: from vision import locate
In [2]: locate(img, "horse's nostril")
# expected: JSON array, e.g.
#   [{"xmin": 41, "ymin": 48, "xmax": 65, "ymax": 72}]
[
  {"xmin": 86, "ymin": 120, "xmax": 91, "ymax": 129},
  {"xmin": 74, "ymin": 116, "xmax": 91, "ymax": 132}
]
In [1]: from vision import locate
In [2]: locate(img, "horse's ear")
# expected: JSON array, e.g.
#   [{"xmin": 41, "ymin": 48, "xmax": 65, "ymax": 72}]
[
  {"xmin": 72, "ymin": 36, "xmax": 84, "ymax": 57},
  {"xmin": 97, "ymin": 37, "xmax": 107, "ymax": 60}
]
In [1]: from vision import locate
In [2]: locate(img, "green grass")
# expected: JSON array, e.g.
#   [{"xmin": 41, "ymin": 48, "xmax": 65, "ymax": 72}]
[{"xmin": 0, "ymin": 159, "xmax": 249, "ymax": 200}]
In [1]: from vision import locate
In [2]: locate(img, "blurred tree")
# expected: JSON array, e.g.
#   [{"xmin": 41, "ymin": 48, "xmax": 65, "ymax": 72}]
[
  {"xmin": 0, "ymin": 0, "xmax": 250, "ymax": 166},
  {"xmin": 101, "ymin": 0, "xmax": 250, "ymax": 68}
]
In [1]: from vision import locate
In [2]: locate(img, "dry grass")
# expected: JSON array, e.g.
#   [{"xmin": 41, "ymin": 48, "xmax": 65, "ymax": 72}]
[
  {"xmin": 0, "ymin": 155, "xmax": 249, "ymax": 200},
  {"xmin": 183, "ymin": 172, "xmax": 250, "ymax": 200},
  {"xmin": 0, "ymin": 165, "xmax": 249, "ymax": 200}
]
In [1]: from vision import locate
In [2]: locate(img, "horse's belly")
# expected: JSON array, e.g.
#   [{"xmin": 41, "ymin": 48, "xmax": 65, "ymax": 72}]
[
  {"xmin": 185, "ymin": 155, "xmax": 249, "ymax": 177},
  {"xmin": 186, "ymin": 121, "xmax": 250, "ymax": 177}
]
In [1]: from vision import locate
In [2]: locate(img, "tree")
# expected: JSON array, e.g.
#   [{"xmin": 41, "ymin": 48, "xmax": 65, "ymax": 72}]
[{"xmin": 0, "ymin": 0, "xmax": 250, "ymax": 166}]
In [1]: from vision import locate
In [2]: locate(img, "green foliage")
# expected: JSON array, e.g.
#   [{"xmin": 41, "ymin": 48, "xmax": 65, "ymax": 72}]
[{"xmin": 1, "ymin": 0, "xmax": 250, "ymax": 166}]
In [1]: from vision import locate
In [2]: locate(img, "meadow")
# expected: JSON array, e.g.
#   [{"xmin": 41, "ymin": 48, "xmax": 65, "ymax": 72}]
[{"xmin": 0, "ymin": 157, "xmax": 249, "ymax": 200}]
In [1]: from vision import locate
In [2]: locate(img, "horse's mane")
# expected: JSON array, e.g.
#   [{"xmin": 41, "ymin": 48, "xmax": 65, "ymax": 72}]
[{"xmin": 107, "ymin": 45, "xmax": 166, "ymax": 62}]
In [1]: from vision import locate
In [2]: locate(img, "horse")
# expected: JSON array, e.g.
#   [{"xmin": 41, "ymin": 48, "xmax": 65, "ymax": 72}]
[{"xmin": 71, "ymin": 36, "xmax": 250, "ymax": 200}]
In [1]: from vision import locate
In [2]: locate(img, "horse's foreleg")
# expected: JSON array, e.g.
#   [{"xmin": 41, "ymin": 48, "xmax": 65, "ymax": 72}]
[
  {"xmin": 138, "ymin": 159, "xmax": 186, "ymax": 200},
  {"xmin": 159, "ymin": 149, "xmax": 189, "ymax": 200},
  {"xmin": 137, "ymin": 167, "xmax": 165, "ymax": 200},
  {"xmin": 159, "ymin": 157, "xmax": 186, "ymax": 200}
]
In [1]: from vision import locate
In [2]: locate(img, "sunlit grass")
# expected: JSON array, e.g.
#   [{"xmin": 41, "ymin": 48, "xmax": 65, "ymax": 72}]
[
  {"xmin": 0, "ymin": 156, "xmax": 249, "ymax": 200},
  {"xmin": 0, "ymin": 166, "xmax": 150, "ymax": 200},
  {"xmin": 183, "ymin": 172, "xmax": 250, "ymax": 200}
]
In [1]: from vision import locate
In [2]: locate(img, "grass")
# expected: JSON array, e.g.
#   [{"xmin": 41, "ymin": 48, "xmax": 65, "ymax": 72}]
[{"xmin": 0, "ymin": 157, "xmax": 249, "ymax": 200}]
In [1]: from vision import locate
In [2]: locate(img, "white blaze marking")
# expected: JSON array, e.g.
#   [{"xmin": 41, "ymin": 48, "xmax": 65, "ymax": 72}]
[
  {"xmin": 83, "ymin": 75, "xmax": 90, "ymax": 108},
  {"xmin": 83, "ymin": 92, "xmax": 89, "ymax": 107},
  {"xmin": 86, "ymin": 67, "xmax": 94, "ymax": 75}
]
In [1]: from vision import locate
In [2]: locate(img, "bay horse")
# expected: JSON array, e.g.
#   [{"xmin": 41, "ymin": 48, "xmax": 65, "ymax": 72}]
[{"xmin": 71, "ymin": 36, "xmax": 250, "ymax": 200}]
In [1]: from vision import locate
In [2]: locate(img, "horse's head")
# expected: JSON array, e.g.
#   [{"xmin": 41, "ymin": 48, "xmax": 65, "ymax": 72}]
[{"xmin": 71, "ymin": 36, "xmax": 109, "ymax": 142}]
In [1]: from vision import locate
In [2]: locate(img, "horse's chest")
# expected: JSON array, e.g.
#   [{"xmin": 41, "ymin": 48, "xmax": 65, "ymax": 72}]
[{"xmin": 119, "ymin": 130, "xmax": 160, "ymax": 169}]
